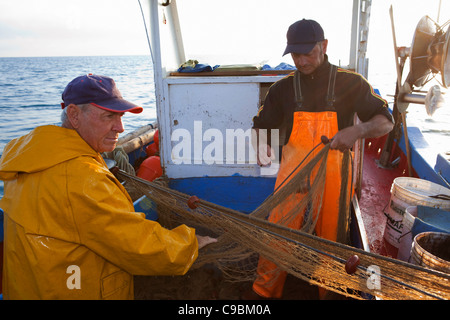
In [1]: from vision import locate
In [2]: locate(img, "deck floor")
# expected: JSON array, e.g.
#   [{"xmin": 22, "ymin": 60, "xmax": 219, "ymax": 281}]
[
  {"xmin": 134, "ymin": 271, "xmax": 320, "ymax": 300},
  {"xmin": 358, "ymin": 137, "xmax": 412, "ymax": 257}
]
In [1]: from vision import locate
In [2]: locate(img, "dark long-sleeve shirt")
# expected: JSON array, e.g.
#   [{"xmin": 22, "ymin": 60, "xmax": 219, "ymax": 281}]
[{"xmin": 253, "ymin": 55, "xmax": 393, "ymax": 145}]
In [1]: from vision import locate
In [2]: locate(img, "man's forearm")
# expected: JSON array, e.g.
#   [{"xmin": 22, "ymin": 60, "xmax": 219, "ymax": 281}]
[
  {"xmin": 357, "ymin": 114, "xmax": 394, "ymax": 140},
  {"xmin": 330, "ymin": 114, "xmax": 394, "ymax": 151}
]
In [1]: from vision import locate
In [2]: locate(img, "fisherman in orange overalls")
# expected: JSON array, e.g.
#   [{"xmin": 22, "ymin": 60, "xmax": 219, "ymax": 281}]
[{"xmin": 247, "ymin": 19, "xmax": 394, "ymax": 299}]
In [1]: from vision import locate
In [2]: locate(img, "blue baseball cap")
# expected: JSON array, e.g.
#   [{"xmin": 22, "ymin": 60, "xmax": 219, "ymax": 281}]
[
  {"xmin": 283, "ymin": 19, "xmax": 325, "ymax": 56},
  {"xmin": 61, "ymin": 74, "xmax": 143, "ymax": 113}
]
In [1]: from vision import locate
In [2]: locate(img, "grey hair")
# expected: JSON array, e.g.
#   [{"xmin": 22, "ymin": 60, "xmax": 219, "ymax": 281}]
[{"xmin": 60, "ymin": 103, "xmax": 91, "ymax": 126}]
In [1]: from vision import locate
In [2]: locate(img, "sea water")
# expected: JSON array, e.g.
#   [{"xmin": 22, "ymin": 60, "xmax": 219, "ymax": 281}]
[
  {"xmin": 0, "ymin": 55, "xmax": 157, "ymax": 198},
  {"xmin": 0, "ymin": 55, "xmax": 449, "ymax": 199}
]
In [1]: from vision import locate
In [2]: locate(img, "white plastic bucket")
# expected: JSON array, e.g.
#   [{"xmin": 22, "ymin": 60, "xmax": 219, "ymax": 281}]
[
  {"xmin": 411, "ymin": 232, "xmax": 450, "ymax": 273},
  {"xmin": 397, "ymin": 206, "xmax": 418, "ymax": 262},
  {"xmin": 383, "ymin": 177, "xmax": 450, "ymax": 248}
]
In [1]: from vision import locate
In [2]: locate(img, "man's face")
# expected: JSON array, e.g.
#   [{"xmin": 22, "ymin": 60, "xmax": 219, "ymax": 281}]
[
  {"xmin": 76, "ymin": 104, "xmax": 125, "ymax": 153},
  {"xmin": 291, "ymin": 40, "xmax": 328, "ymax": 75}
]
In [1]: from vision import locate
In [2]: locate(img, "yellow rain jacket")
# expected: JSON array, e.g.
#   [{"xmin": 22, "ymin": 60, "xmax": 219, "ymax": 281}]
[{"xmin": 0, "ymin": 125, "xmax": 198, "ymax": 300}]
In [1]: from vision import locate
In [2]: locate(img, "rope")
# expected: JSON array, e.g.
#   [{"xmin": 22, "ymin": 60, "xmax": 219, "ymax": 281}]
[{"xmin": 137, "ymin": 0, "xmax": 155, "ymax": 63}]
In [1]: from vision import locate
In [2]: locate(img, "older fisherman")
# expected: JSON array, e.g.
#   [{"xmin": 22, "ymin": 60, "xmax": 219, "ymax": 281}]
[{"xmin": 0, "ymin": 74, "xmax": 216, "ymax": 299}]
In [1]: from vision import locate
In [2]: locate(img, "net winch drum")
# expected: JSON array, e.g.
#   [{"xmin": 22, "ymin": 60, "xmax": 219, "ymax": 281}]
[
  {"xmin": 411, "ymin": 232, "xmax": 450, "ymax": 274},
  {"xmin": 383, "ymin": 177, "xmax": 450, "ymax": 249},
  {"xmin": 407, "ymin": 16, "xmax": 450, "ymax": 88}
]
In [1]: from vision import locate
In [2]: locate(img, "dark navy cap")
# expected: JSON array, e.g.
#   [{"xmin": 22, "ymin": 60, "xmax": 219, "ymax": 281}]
[
  {"xmin": 61, "ymin": 74, "xmax": 143, "ymax": 114},
  {"xmin": 283, "ymin": 19, "xmax": 325, "ymax": 56}
]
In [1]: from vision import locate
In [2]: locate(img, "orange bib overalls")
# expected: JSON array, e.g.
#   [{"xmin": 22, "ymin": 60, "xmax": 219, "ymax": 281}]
[{"xmin": 253, "ymin": 67, "xmax": 352, "ymax": 298}]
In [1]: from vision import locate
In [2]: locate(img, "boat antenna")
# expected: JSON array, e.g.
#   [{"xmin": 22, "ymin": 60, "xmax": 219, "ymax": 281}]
[
  {"xmin": 437, "ymin": 0, "xmax": 441, "ymax": 23},
  {"xmin": 137, "ymin": 0, "xmax": 155, "ymax": 64}
]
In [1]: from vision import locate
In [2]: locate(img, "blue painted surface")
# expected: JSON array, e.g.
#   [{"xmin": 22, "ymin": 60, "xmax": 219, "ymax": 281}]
[
  {"xmin": 127, "ymin": 145, "xmax": 149, "ymax": 169},
  {"xmin": 169, "ymin": 175, "xmax": 366, "ymax": 253},
  {"xmin": 169, "ymin": 175, "xmax": 277, "ymax": 214},
  {"xmin": 132, "ymin": 175, "xmax": 276, "ymax": 219},
  {"xmin": 435, "ymin": 153, "xmax": 450, "ymax": 187},
  {"xmin": 411, "ymin": 205, "xmax": 450, "ymax": 237},
  {"xmin": 133, "ymin": 195, "xmax": 158, "ymax": 221},
  {"xmin": 397, "ymin": 126, "xmax": 449, "ymax": 187}
]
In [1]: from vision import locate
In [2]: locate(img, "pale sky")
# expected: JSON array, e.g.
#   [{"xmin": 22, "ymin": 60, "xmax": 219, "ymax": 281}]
[
  {"xmin": 0, "ymin": 0, "xmax": 449, "ymax": 79},
  {"xmin": 0, "ymin": 0, "xmax": 149, "ymax": 57}
]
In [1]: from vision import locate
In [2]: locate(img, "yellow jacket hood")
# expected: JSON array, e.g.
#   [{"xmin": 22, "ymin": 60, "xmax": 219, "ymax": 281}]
[{"xmin": 0, "ymin": 125, "xmax": 97, "ymax": 180}]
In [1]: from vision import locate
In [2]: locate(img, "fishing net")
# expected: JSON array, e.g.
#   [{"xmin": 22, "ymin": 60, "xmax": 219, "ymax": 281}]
[{"xmin": 116, "ymin": 143, "xmax": 450, "ymax": 300}]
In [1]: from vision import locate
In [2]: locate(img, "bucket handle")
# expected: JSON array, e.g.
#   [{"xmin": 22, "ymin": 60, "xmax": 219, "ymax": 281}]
[
  {"xmin": 428, "ymin": 194, "xmax": 450, "ymax": 201},
  {"xmin": 397, "ymin": 230, "xmax": 411, "ymax": 242}
]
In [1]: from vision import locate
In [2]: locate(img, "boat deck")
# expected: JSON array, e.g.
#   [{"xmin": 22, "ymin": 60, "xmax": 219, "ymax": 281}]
[{"xmin": 359, "ymin": 136, "xmax": 416, "ymax": 258}]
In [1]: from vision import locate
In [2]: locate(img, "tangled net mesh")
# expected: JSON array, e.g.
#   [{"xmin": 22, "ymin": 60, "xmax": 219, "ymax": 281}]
[{"xmin": 117, "ymin": 143, "xmax": 450, "ymax": 300}]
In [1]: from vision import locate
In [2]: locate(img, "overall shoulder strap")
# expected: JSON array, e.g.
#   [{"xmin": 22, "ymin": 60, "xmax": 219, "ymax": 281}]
[
  {"xmin": 294, "ymin": 66, "xmax": 337, "ymax": 111},
  {"xmin": 326, "ymin": 64, "xmax": 338, "ymax": 109},
  {"xmin": 293, "ymin": 70, "xmax": 303, "ymax": 110}
]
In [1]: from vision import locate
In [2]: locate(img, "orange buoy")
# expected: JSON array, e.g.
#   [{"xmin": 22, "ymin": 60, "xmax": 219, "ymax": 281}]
[
  {"xmin": 187, "ymin": 195, "xmax": 200, "ymax": 209},
  {"xmin": 137, "ymin": 156, "xmax": 162, "ymax": 181},
  {"xmin": 145, "ymin": 142, "xmax": 158, "ymax": 157},
  {"xmin": 154, "ymin": 129, "xmax": 159, "ymax": 148},
  {"xmin": 145, "ymin": 129, "xmax": 160, "ymax": 156},
  {"xmin": 345, "ymin": 255, "xmax": 360, "ymax": 274}
]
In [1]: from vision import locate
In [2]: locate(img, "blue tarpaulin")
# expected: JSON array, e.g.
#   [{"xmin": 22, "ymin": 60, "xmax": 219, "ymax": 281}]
[
  {"xmin": 177, "ymin": 60, "xmax": 219, "ymax": 73},
  {"xmin": 411, "ymin": 205, "xmax": 450, "ymax": 237},
  {"xmin": 261, "ymin": 62, "xmax": 296, "ymax": 70}
]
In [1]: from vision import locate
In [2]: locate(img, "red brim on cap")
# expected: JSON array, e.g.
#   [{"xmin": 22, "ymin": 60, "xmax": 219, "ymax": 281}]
[{"xmin": 91, "ymin": 98, "xmax": 143, "ymax": 114}]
